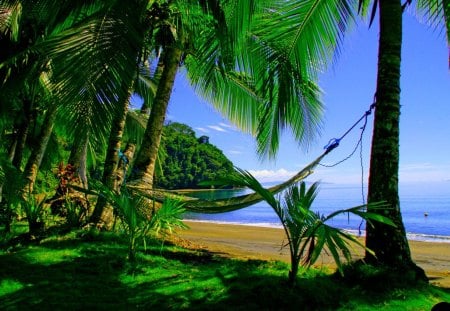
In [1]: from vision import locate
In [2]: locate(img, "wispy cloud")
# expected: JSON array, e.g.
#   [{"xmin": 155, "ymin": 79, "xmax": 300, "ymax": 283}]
[
  {"xmin": 208, "ymin": 125, "xmax": 228, "ymax": 132},
  {"xmin": 248, "ymin": 168, "xmax": 296, "ymax": 183},
  {"xmin": 399, "ymin": 162, "xmax": 450, "ymax": 182},
  {"xmin": 195, "ymin": 127, "xmax": 209, "ymax": 133},
  {"xmin": 219, "ymin": 122, "xmax": 238, "ymax": 131},
  {"xmin": 228, "ymin": 150, "xmax": 243, "ymax": 155}
]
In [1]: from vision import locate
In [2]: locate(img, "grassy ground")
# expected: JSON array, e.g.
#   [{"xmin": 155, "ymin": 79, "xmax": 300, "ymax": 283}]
[{"xmin": 1, "ymin": 228, "xmax": 449, "ymax": 310}]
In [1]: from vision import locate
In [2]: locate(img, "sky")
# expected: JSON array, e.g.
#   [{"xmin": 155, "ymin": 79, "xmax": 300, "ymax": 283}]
[{"xmin": 145, "ymin": 13, "xmax": 450, "ymax": 186}]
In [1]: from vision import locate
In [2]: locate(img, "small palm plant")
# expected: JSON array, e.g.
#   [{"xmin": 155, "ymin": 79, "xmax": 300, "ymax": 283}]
[
  {"xmin": 209, "ymin": 168, "xmax": 394, "ymax": 286},
  {"xmin": 21, "ymin": 194, "xmax": 47, "ymax": 236},
  {"xmin": 86, "ymin": 181, "xmax": 188, "ymax": 261}
]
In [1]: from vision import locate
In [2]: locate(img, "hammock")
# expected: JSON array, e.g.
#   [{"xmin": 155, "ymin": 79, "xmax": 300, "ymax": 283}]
[{"xmin": 127, "ymin": 148, "xmax": 332, "ymax": 214}]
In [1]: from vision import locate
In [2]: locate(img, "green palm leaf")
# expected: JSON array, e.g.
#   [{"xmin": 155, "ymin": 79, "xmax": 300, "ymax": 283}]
[{"xmin": 416, "ymin": 0, "xmax": 450, "ymax": 45}]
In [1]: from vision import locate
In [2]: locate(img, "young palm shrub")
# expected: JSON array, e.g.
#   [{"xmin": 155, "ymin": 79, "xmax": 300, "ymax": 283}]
[
  {"xmin": 114, "ymin": 192, "xmax": 188, "ymax": 262},
  {"xmin": 208, "ymin": 169, "xmax": 394, "ymax": 286},
  {"xmin": 21, "ymin": 194, "xmax": 47, "ymax": 236},
  {"xmin": 86, "ymin": 181, "xmax": 188, "ymax": 261}
]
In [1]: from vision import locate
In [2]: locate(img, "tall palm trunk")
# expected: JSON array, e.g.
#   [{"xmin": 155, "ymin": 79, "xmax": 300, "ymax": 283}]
[
  {"xmin": 365, "ymin": 0, "xmax": 425, "ymax": 280},
  {"xmin": 130, "ymin": 47, "xmax": 181, "ymax": 189},
  {"xmin": 68, "ymin": 129, "xmax": 89, "ymax": 188},
  {"xmin": 115, "ymin": 142, "xmax": 136, "ymax": 191},
  {"xmin": 90, "ymin": 88, "xmax": 132, "ymax": 228},
  {"xmin": 21, "ymin": 104, "xmax": 57, "ymax": 196},
  {"xmin": 10, "ymin": 98, "xmax": 34, "ymax": 168}
]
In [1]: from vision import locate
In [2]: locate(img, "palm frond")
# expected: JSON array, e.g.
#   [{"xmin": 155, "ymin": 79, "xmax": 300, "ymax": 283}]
[
  {"xmin": 133, "ymin": 62, "xmax": 158, "ymax": 112},
  {"xmin": 123, "ymin": 110, "xmax": 148, "ymax": 147},
  {"xmin": 0, "ymin": 0, "xmax": 22, "ymax": 41},
  {"xmin": 149, "ymin": 198, "xmax": 189, "ymax": 237},
  {"xmin": 43, "ymin": 3, "xmax": 145, "ymax": 150},
  {"xmin": 252, "ymin": 0, "xmax": 356, "ymax": 79},
  {"xmin": 239, "ymin": 1, "xmax": 359, "ymax": 156},
  {"xmin": 415, "ymin": 0, "xmax": 449, "ymax": 45}
]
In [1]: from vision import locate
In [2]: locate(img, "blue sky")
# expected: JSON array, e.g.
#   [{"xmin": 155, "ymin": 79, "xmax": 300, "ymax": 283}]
[{"xmin": 158, "ymin": 14, "xmax": 449, "ymax": 186}]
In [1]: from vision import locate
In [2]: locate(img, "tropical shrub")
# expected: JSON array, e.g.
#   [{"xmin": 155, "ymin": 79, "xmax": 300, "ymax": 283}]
[
  {"xmin": 21, "ymin": 194, "xmax": 47, "ymax": 235},
  {"xmin": 209, "ymin": 169, "xmax": 394, "ymax": 286},
  {"xmin": 85, "ymin": 181, "xmax": 188, "ymax": 261}
]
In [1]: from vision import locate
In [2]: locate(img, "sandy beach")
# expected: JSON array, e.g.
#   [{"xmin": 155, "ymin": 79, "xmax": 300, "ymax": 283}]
[{"xmin": 177, "ymin": 221, "xmax": 450, "ymax": 288}]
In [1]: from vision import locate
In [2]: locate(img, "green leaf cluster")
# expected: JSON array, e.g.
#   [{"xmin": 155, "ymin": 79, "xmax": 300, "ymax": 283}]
[{"xmin": 155, "ymin": 122, "xmax": 235, "ymax": 190}]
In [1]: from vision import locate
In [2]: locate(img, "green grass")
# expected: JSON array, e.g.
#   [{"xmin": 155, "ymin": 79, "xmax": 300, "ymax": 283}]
[{"xmin": 0, "ymin": 229, "xmax": 449, "ymax": 310}]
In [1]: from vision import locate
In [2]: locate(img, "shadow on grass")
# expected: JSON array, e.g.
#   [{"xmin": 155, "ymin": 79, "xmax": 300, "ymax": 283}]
[
  {"xmin": 1, "ymin": 232, "xmax": 448, "ymax": 310},
  {"xmin": 0, "ymin": 231, "xmax": 127, "ymax": 309}
]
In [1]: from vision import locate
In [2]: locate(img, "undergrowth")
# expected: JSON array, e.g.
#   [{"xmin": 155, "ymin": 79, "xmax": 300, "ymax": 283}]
[{"xmin": 0, "ymin": 229, "xmax": 449, "ymax": 310}]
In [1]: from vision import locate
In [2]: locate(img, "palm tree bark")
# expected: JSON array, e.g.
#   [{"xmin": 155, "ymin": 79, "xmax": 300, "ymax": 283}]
[
  {"xmin": 68, "ymin": 129, "xmax": 89, "ymax": 188},
  {"xmin": 90, "ymin": 89, "xmax": 132, "ymax": 228},
  {"xmin": 115, "ymin": 142, "xmax": 136, "ymax": 191},
  {"xmin": 21, "ymin": 104, "xmax": 57, "ymax": 196},
  {"xmin": 10, "ymin": 98, "xmax": 34, "ymax": 168},
  {"xmin": 130, "ymin": 47, "xmax": 181, "ymax": 189},
  {"xmin": 365, "ymin": 0, "xmax": 426, "ymax": 280}
]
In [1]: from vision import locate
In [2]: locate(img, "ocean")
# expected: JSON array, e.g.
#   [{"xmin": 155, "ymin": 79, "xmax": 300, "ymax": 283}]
[{"xmin": 183, "ymin": 182, "xmax": 450, "ymax": 243}]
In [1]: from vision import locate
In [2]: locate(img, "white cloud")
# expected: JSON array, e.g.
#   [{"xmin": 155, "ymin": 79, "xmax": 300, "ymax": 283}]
[
  {"xmin": 208, "ymin": 125, "xmax": 227, "ymax": 132},
  {"xmin": 228, "ymin": 150, "xmax": 243, "ymax": 155},
  {"xmin": 248, "ymin": 168, "xmax": 297, "ymax": 183},
  {"xmin": 399, "ymin": 163, "xmax": 450, "ymax": 182},
  {"xmin": 195, "ymin": 127, "xmax": 209, "ymax": 133},
  {"xmin": 219, "ymin": 122, "xmax": 238, "ymax": 131}
]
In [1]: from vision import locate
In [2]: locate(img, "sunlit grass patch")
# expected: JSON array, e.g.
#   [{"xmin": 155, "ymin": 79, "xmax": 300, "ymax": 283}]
[
  {"xmin": 0, "ymin": 279, "xmax": 24, "ymax": 297},
  {"xmin": 19, "ymin": 247, "xmax": 82, "ymax": 265}
]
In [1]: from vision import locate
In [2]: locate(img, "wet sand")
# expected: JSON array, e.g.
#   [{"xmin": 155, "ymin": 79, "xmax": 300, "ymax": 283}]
[{"xmin": 177, "ymin": 221, "xmax": 450, "ymax": 288}]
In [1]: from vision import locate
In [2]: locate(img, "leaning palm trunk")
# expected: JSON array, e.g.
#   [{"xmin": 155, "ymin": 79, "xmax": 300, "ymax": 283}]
[
  {"xmin": 68, "ymin": 129, "xmax": 89, "ymax": 188},
  {"xmin": 10, "ymin": 98, "xmax": 34, "ymax": 168},
  {"xmin": 115, "ymin": 142, "xmax": 136, "ymax": 191},
  {"xmin": 130, "ymin": 47, "xmax": 182, "ymax": 189},
  {"xmin": 90, "ymin": 89, "xmax": 133, "ymax": 228},
  {"xmin": 365, "ymin": 0, "xmax": 425, "ymax": 280},
  {"xmin": 21, "ymin": 104, "xmax": 57, "ymax": 197}
]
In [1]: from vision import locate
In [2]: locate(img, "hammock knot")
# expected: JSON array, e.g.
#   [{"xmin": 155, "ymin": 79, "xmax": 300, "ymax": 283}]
[
  {"xmin": 324, "ymin": 138, "xmax": 340, "ymax": 154},
  {"xmin": 365, "ymin": 103, "xmax": 376, "ymax": 116},
  {"xmin": 118, "ymin": 150, "xmax": 129, "ymax": 164}
]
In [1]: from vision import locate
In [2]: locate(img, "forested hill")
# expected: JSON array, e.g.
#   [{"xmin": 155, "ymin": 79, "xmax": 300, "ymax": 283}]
[{"xmin": 154, "ymin": 122, "xmax": 235, "ymax": 190}]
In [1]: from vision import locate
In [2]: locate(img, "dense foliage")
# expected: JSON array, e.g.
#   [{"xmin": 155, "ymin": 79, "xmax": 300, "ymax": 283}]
[{"xmin": 155, "ymin": 122, "xmax": 234, "ymax": 189}]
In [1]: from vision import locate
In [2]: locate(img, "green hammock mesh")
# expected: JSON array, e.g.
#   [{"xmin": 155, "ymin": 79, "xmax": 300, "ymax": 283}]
[{"xmin": 127, "ymin": 149, "xmax": 330, "ymax": 214}]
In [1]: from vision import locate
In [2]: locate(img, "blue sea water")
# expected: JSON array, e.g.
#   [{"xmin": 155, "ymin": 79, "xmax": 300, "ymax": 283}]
[{"xmin": 183, "ymin": 182, "xmax": 450, "ymax": 243}]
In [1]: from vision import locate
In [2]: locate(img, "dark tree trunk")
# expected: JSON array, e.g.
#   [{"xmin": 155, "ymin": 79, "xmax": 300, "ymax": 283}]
[
  {"xmin": 116, "ymin": 142, "xmax": 136, "ymax": 191},
  {"xmin": 90, "ymin": 89, "xmax": 132, "ymax": 228},
  {"xmin": 21, "ymin": 104, "xmax": 57, "ymax": 196},
  {"xmin": 365, "ymin": 0, "xmax": 426, "ymax": 281},
  {"xmin": 130, "ymin": 47, "xmax": 181, "ymax": 189},
  {"xmin": 68, "ymin": 129, "xmax": 89, "ymax": 188},
  {"xmin": 10, "ymin": 98, "xmax": 34, "ymax": 168}
]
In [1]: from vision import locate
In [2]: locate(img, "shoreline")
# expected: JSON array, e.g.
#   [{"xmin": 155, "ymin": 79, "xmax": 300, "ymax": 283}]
[
  {"xmin": 183, "ymin": 219, "xmax": 450, "ymax": 243},
  {"xmin": 177, "ymin": 220, "xmax": 450, "ymax": 288}
]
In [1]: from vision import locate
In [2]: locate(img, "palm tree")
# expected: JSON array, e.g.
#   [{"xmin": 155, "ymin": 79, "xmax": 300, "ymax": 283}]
[
  {"xmin": 263, "ymin": 0, "xmax": 448, "ymax": 276},
  {"xmin": 130, "ymin": 47, "xmax": 182, "ymax": 188},
  {"xmin": 128, "ymin": 0, "xmax": 335, "ymax": 193},
  {"xmin": 361, "ymin": 0, "xmax": 448, "ymax": 277},
  {"xmin": 1, "ymin": 0, "xmax": 147, "ymax": 188}
]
